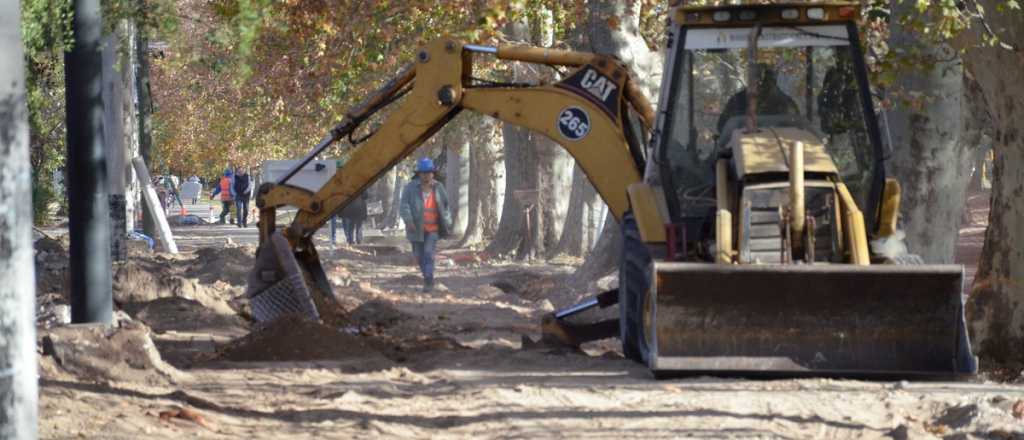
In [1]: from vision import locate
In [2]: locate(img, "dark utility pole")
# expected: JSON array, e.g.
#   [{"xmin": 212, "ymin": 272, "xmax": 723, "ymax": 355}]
[
  {"xmin": 0, "ymin": 1, "xmax": 40, "ymax": 437},
  {"xmin": 66, "ymin": 0, "xmax": 113, "ymax": 324}
]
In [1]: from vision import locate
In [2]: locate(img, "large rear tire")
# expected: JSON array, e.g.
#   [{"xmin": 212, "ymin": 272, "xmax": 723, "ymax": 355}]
[{"xmin": 619, "ymin": 211, "xmax": 652, "ymax": 364}]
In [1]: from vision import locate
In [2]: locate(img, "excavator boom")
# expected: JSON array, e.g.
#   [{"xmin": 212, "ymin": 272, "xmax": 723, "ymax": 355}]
[{"xmin": 247, "ymin": 38, "xmax": 653, "ymax": 324}]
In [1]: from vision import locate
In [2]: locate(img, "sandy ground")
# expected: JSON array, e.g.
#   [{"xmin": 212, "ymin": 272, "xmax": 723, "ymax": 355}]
[{"xmin": 35, "ymin": 210, "xmax": 1024, "ymax": 439}]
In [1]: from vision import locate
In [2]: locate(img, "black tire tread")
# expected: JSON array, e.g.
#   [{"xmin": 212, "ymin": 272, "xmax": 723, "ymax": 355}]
[{"xmin": 619, "ymin": 211, "xmax": 652, "ymax": 364}]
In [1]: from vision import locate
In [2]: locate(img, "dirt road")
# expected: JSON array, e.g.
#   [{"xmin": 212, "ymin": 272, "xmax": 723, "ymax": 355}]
[{"xmin": 37, "ymin": 223, "xmax": 1024, "ymax": 439}]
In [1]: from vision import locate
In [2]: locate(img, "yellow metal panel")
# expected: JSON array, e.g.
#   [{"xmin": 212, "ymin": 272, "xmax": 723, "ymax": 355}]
[
  {"xmin": 496, "ymin": 45, "xmax": 591, "ymax": 67},
  {"xmin": 716, "ymin": 209, "xmax": 733, "ymax": 264},
  {"xmin": 463, "ymin": 86, "xmax": 642, "ymax": 222},
  {"xmin": 732, "ymin": 128, "xmax": 838, "ymax": 178},
  {"xmin": 715, "ymin": 158, "xmax": 730, "ymax": 212},
  {"xmin": 259, "ymin": 184, "xmax": 316, "ymax": 211},
  {"xmin": 627, "ymin": 183, "xmax": 668, "ymax": 243},
  {"xmin": 876, "ymin": 178, "xmax": 901, "ymax": 238},
  {"xmin": 836, "ymin": 183, "xmax": 870, "ymax": 265}
]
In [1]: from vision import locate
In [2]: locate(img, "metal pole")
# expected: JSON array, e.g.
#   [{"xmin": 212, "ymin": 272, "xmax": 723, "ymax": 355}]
[
  {"xmin": 66, "ymin": 0, "xmax": 113, "ymax": 324},
  {"xmin": 0, "ymin": 1, "xmax": 39, "ymax": 436}
]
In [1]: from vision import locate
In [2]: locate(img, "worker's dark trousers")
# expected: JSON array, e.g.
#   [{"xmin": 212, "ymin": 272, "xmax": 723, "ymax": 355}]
[
  {"xmin": 235, "ymin": 198, "xmax": 250, "ymax": 227},
  {"xmin": 411, "ymin": 232, "xmax": 438, "ymax": 286},
  {"xmin": 219, "ymin": 200, "xmax": 233, "ymax": 224}
]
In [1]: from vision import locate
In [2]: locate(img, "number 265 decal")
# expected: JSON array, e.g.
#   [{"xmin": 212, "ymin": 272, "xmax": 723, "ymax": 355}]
[{"xmin": 557, "ymin": 107, "xmax": 591, "ymax": 141}]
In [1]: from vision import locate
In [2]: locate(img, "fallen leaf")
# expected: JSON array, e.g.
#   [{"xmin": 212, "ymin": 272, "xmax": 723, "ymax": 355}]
[
  {"xmin": 606, "ymin": 15, "xmax": 621, "ymax": 29},
  {"xmin": 1012, "ymin": 400, "xmax": 1024, "ymax": 419},
  {"xmin": 158, "ymin": 406, "xmax": 212, "ymax": 430},
  {"xmin": 923, "ymin": 423, "xmax": 948, "ymax": 435}
]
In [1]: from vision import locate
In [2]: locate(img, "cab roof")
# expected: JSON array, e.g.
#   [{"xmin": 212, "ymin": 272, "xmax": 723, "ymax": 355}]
[{"xmin": 672, "ymin": 2, "xmax": 860, "ymax": 27}]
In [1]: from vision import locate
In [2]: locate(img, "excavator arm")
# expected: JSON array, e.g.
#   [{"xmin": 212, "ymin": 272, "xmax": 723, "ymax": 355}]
[{"xmin": 247, "ymin": 38, "xmax": 654, "ymax": 324}]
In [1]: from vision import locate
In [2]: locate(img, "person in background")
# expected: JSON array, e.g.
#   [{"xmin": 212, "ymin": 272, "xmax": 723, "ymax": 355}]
[
  {"xmin": 209, "ymin": 168, "xmax": 236, "ymax": 224},
  {"xmin": 399, "ymin": 158, "xmax": 452, "ymax": 292},
  {"xmin": 233, "ymin": 167, "xmax": 253, "ymax": 227},
  {"xmin": 340, "ymin": 192, "xmax": 368, "ymax": 245},
  {"xmin": 186, "ymin": 174, "xmax": 201, "ymax": 204}
]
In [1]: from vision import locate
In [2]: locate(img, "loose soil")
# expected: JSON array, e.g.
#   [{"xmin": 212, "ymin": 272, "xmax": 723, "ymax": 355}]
[
  {"xmin": 214, "ymin": 315, "xmax": 382, "ymax": 363},
  {"xmin": 36, "ymin": 221, "xmax": 1024, "ymax": 439}
]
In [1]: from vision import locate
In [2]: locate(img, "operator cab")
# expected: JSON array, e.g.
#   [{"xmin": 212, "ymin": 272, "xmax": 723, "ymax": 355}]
[{"xmin": 653, "ymin": 3, "xmax": 885, "ymax": 251}]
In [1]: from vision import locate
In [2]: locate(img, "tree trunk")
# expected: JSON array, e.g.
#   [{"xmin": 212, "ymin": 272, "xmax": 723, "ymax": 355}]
[
  {"xmin": 102, "ymin": 32, "xmax": 130, "ymax": 262},
  {"xmin": 553, "ymin": 165, "xmax": 601, "ymax": 257},
  {"xmin": 382, "ymin": 168, "xmax": 404, "ymax": 230},
  {"xmin": 135, "ymin": 0, "xmax": 157, "ymax": 237},
  {"xmin": 0, "ymin": 2, "xmax": 39, "ymax": 435},
  {"xmin": 886, "ymin": 1, "xmax": 974, "ymax": 264},
  {"xmin": 541, "ymin": 140, "xmax": 573, "ymax": 253},
  {"xmin": 459, "ymin": 118, "xmax": 501, "ymax": 247},
  {"xmin": 485, "ymin": 19, "xmax": 541, "ymax": 259},
  {"xmin": 570, "ymin": 211, "xmax": 622, "ymax": 285},
  {"xmin": 961, "ymin": 12, "xmax": 1024, "ymax": 362},
  {"xmin": 445, "ymin": 128, "xmax": 470, "ymax": 238},
  {"xmin": 582, "ymin": 0, "xmax": 664, "ymax": 104},
  {"xmin": 372, "ymin": 166, "xmax": 398, "ymax": 230},
  {"xmin": 121, "ymin": 19, "xmax": 142, "ymax": 239}
]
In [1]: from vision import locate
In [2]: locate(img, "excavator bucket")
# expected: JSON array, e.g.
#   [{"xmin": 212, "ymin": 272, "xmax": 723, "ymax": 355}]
[
  {"xmin": 245, "ymin": 231, "xmax": 335, "ymax": 323},
  {"xmin": 646, "ymin": 262, "xmax": 977, "ymax": 378}
]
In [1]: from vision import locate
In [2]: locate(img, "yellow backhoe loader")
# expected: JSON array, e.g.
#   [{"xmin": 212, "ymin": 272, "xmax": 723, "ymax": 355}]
[{"xmin": 247, "ymin": 2, "xmax": 976, "ymax": 378}]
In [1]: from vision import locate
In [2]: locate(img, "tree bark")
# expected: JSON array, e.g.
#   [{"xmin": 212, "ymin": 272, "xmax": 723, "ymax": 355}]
[
  {"xmin": 0, "ymin": 2, "xmax": 39, "ymax": 435},
  {"xmin": 445, "ymin": 127, "xmax": 470, "ymax": 238},
  {"xmin": 886, "ymin": 1, "xmax": 975, "ymax": 264},
  {"xmin": 570, "ymin": 211, "xmax": 622, "ymax": 285},
  {"xmin": 961, "ymin": 11, "xmax": 1024, "ymax": 362},
  {"xmin": 135, "ymin": 0, "xmax": 157, "ymax": 237},
  {"xmin": 102, "ymin": 32, "xmax": 130, "ymax": 262},
  {"xmin": 553, "ymin": 164, "xmax": 601, "ymax": 257},
  {"xmin": 372, "ymin": 166, "xmax": 398, "ymax": 230},
  {"xmin": 382, "ymin": 167, "xmax": 405, "ymax": 230},
  {"xmin": 485, "ymin": 19, "xmax": 540, "ymax": 259},
  {"xmin": 459, "ymin": 117, "xmax": 501, "ymax": 247}
]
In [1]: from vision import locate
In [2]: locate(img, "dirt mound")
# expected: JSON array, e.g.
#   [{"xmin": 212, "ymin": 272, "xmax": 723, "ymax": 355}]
[
  {"xmin": 350, "ymin": 300, "xmax": 417, "ymax": 329},
  {"xmin": 489, "ymin": 269, "xmax": 555, "ymax": 301},
  {"xmin": 40, "ymin": 321, "xmax": 181, "ymax": 385},
  {"xmin": 215, "ymin": 315, "xmax": 382, "ymax": 362},
  {"xmin": 185, "ymin": 245, "xmax": 255, "ymax": 285},
  {"xmin": 113, "ymin": 259, "xmax": 236, "ymax": 315},
  {"xmin": 123, "ymin": 297, "xmax": 249, "ymax": 337}
]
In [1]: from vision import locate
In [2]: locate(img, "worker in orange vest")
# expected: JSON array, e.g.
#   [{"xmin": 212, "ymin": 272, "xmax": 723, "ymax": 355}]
[
  {"xmin": 209, "ymin": 168, "xmax": 236, "ymax": 225},
  {"xmin": 400, "ymin": 158, "xmax": 452, "ymax": 292}
]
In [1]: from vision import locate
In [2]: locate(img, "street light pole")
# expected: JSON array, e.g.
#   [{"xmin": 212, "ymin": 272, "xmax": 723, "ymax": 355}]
[{"xmin": 66, "ymin": 0, "xmax": 113, "ymax": 324}]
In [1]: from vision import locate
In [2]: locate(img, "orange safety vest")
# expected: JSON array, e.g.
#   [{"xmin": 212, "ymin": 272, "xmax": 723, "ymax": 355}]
[
  {"xmin": 219, "ymin": 177, "xmax": 233, "ymax": 201},
  {"xmin": 423, "ymin": 189, "xmax": 439, "ymax": 233}
]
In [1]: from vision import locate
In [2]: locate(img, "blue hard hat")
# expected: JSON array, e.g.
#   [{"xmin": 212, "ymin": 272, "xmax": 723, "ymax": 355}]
[
  {"xmin": 415, "ymin": 157, "xmax": 435, "ymax": 173},
  {"xmin": 224, "ymin": 168, "xmax": 233, "ymax": 176}
]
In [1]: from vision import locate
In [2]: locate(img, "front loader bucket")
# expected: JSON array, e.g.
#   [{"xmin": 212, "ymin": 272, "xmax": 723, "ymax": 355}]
[
  {"xmin": 647, "ymin": 262, "xmax": 976, "ymax": 378},
  {"xmin": 245, "ymin": 231, "xmax": 335, "ymax": 323}
]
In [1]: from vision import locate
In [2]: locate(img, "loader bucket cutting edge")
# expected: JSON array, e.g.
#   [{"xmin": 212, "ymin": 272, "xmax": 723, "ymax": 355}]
[
  {"xmin": 646, "ymin": 262, "xmax": 977, "ymax": 378},
  {"xmin": 245, "ymin": 231, "xmax": 334, "ymax": 323}
]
